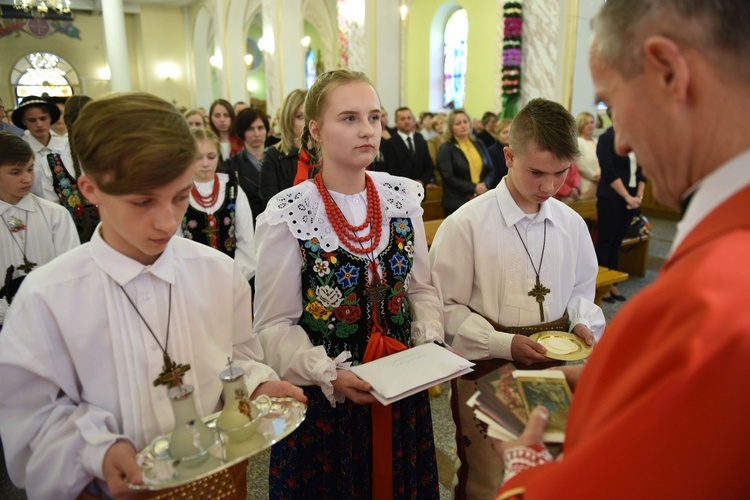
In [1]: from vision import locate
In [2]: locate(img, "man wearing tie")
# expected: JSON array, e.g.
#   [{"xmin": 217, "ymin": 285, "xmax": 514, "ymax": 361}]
[{"xmin": 376, "ymin": 107, "xmax": 437, "ymax": 187}]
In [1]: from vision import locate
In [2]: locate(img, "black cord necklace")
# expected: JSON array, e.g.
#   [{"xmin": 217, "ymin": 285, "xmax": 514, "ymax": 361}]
[
  {"xmin": 513, "ymin": 219, "xmax": 550, "ymax": 322},
  {"xmin": 117, "ymin": 282, "xmax": 191, "ymax": 388}
]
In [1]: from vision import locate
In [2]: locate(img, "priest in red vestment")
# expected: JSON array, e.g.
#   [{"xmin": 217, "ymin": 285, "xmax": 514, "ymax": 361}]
[{"xmin": 495, "ymin": 1, "xmax": 750, "ymax": 498}]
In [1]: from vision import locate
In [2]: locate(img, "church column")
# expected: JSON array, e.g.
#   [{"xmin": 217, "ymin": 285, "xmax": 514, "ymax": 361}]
[
  {"xmin": 279, "ymin": 0, "xmax": 304, "ymax": 102},
  {"xmin": 260, "ymin": 0, "xmax": 281, "ymax": 115},
  {"xmin": 101, "ymin": 0, "xmax": 132, "ymax": 91},
  {"xmin": 212, "ymin": 0, "xmax": 229, "ymax": 99},
  {"xmin": 373, "ymin": 0, "xmax": 400, "ymax": 112}
]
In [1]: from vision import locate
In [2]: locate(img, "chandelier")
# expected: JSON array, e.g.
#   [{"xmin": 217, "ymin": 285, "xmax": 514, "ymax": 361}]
[{"xmin": 13, "ymin": 0, "xmax": 71, "ymax": 16}]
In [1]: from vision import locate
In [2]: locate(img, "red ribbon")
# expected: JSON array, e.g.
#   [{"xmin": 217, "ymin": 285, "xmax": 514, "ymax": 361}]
[
  {"xmin": 293, "ymin": 149, "xmax": 320, "ymax": 186},
  {"xmin": 362, "ymin": 260, "xmax": 407, "ymax": 499}
]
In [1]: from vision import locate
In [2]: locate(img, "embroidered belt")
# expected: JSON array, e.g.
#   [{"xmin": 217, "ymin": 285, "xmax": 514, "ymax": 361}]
[{"xmin": 463, "ymin": 311, "xmax": 570, "ymax": 380}]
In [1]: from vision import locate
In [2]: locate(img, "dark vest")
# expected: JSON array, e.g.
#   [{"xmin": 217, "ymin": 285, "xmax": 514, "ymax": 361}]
[
  {"xmin": 181, "ymin": 176, "xmax": 240, "ymax": 258},
  {"xmin": 46, "ymin": 153, "xmax": 100, "ymax": 242},
  {"xmin": 297, "ymin": 218, "xmax": 416, "ymax": 362}
]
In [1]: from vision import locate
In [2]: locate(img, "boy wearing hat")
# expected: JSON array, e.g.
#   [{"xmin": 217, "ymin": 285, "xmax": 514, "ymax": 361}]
[{"xmin": 13, "ymin": 95, "xmax": 75, "ymax": 204}]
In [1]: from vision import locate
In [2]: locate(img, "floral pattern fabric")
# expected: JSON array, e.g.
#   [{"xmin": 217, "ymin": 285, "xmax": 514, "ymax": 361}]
[
  {"xmin": 181, "ymin": 179, "xmax": 238, "ymax": 257},
  {"xmin": 269, "ymin": 217, "xmax": 439, "ymax": 499},
  {"xmin": 46, "ymin": 153, "xmax": 100, "ymax": 242}
]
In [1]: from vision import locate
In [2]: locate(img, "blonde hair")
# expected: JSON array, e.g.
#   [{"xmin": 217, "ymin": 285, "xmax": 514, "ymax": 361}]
[
  {"xmin": 494, "ymin": 118, "xmax": 513, "ymax": 136},
  {"xmin": 71, "ymin": 92, "xmax": 197, "ymax": 194},
  {"xmin": 191, "ymin": 127, "xmax": 220, "ymax": 155},
  {"xmin": 276, "ymin": 89, "xmax": 307, "ymax": 155},
  {"xmin": 184, "ymin": 109, "xmax": 207, "ymax": 127},
  {"xmin": 300, "ymin": 69, "xmax": 379, "ymax": 161},
  {"xmin": 443, "ymin": 109, "xmax": 471, "ymax": 142},
  {"xmin": 575, "ymin": 112, "xmax": 595, "ymax": 135}
]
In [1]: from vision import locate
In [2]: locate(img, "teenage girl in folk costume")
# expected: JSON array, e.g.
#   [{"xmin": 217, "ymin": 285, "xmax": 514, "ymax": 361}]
[
  {"xmin": 180, "ymin": 128, "xmax": 256, "ymax": 281},
  {"xmin": 254, "ymin": 69, "xmax": 445, "ymax": 498}
]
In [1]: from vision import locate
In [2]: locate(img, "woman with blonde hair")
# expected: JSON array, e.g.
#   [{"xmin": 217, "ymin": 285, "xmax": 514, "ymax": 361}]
[
  {"xmin": 575, "ymin": 111, "xmax": 601, "ymax": 198},
  {"xmin": 259, "ymin": 89, "xmax": 308, "ymax": 203},
  {"xmin": 183, "ymin": 108, "xmax": 206, "ymax": 128},
  {"xmin": 254, "ymin": 69, "xmax": 443, "ymax": 498},
  {"xmin": 436, "ymin": 109, "xmax": 494, "ymax": 215}
]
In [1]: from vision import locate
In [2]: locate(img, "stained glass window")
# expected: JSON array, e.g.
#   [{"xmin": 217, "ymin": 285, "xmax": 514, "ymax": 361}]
[
  {"xmin": 306, "ymin": 48, "xmax": 317, "ymax": 90},
  {"xmin": 443, "ymin": 9, "xmax": 468, "ymax": 109},
  {"xmin": 13, "ymin": 52, "xmax": 76, "ymax": 102}
]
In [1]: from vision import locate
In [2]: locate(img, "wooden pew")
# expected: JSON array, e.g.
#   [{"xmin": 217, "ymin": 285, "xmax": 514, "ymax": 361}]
[
  {"xmin": 421, "ymin": 186, "xmax": 445, "ymax": 221},
  {"xmin": 618, "ymin": 234, "xmax": 650, "ymax": 277},
  {"xmin": 595, "ymin": 266, "xmax": 629, "ymax": 306},
  {"xmin": 566, "ymin": 198, "xmax": 598, "ymax": 220}
]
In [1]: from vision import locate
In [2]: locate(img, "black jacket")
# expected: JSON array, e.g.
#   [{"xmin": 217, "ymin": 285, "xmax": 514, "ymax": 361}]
[
  {"xmin": 259, "ymin": 145, "xmax": 300, "ymax": 204},
  {"xmin": 376, "ymin": 132, "xmax": 436, "ymax": 185},
  {"xmin": 437, "ymin": 138, "xmax": 494, "ymax": 213},
  {"xmin": 222, "ymin": 151, "xmax": 264, "ymax": 225},
  {"xmin": 596, "ymin": 127, "xmax": 646, "ymax": 201}
]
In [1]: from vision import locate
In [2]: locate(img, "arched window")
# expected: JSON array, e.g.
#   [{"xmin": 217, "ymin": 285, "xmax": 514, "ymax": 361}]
[
  {"xmin": 443, "ymin": 9, "xmax": 468, "ymax": 109},
  {"xmin": 13, "ymin": 52, "xmax": 78, "ymax": 102},
  {"xmin": 305, "ymin": 48, "xmax": 317, "ymax": 89}
]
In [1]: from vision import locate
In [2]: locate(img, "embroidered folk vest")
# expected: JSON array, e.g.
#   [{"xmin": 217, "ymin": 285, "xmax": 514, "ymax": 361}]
[
  {"xmin": 297, "ymin": 218, "xmax": 416, "ymax": 362},
  {"xmin": 181, "ymin": 177, "xmax": 239, "ymax": 257},
  {"xmin": 46, "ymin": 153, "xmax": 100, "ymax": 243}
]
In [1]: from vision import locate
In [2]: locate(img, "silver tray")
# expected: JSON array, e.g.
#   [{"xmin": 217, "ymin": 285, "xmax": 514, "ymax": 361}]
[{"xmin": 128, "ymin": 397, "xmax": 306, "ymax": 491}]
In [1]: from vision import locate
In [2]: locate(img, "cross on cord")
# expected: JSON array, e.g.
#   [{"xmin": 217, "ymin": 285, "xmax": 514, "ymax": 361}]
[
  {"xmin": 528, "ymin": 276, "xmax": 550, "ymax": 322},
  {"xmin": 364, "ymin": 281, "xmax": 389, "ymax": 311},
  {"xmin": 153, "ymin": 351, "xmax": 191, "ymax": 388}
]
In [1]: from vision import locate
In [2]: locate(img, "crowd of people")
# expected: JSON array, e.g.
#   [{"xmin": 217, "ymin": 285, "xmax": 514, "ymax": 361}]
[{"xmin": 1, "ymin": 0, "xmax": 749, "ymax": 497}]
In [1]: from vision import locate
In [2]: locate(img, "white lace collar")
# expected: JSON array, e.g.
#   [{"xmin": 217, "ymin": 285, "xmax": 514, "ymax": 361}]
[{"xmin": 264, "ymin": 171, "xmax": 424, "ymax": 252}]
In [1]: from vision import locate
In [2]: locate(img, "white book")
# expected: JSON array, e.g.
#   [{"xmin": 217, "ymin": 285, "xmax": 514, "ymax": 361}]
[{"xmin": 348, "ymin": 342, "xmax": 474, "ymax": 405}]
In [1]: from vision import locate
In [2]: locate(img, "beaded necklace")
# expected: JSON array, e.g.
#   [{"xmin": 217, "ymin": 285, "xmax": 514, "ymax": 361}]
[
  {"xmin": 314, "ymin": 172, "xmax": 389, "ymax": 329},
  {"xmin": 191, "ymin": 174, "xmax": 221, "ymax": 248}
]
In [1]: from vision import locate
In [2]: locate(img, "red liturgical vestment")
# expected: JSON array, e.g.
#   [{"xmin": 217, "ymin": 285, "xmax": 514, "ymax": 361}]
[{"xmin": 499, "ymin": 184, "xmax": 750, "ymax": 498}]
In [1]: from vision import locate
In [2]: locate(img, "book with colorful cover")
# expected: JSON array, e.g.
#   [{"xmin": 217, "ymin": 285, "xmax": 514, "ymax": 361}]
[{"xmin": 471, "ymin": 365, "xmax": 572, "ymax": 443}]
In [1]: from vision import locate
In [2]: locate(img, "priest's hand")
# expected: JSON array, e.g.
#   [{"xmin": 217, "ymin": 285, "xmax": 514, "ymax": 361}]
[
  {"xmin": 511, "ymin": 335, "xmax": 549, "ymax": 365},
  {"xmin": 332, "ymin": 369, "xmax": 377, "ymax": 405},
  {"xmin": 571, "ymin": 323, "xmax": 595, "ymax": 346},
  {"xmin": 102, "ymin": 440, "xmax": 142, "ymax": 499},
  {"xmin": 252, "ymin": 380, "xmax": 308, "ymax": 404},
  {"xmin": 490, "ymin": 406, "xmax": 550, "ymax": 458}
]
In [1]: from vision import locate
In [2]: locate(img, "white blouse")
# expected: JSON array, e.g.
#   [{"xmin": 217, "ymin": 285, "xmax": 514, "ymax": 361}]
[
  {"xmin": 26, "ymin": 132, "xmax": 75, "ymax": 204},
  {"xmin": 0, "ymin": 228, "xmax": 276, "ymax": 498},
  {"xmin": 253, "ymin": 171, "xmax": 444, "ymax": 403},
  {"xmin": 429, "ymin": 178, "xmax": 606, "ymax": 361},
  {"xmin": 577, "ymin": 136, "xmax": 601, "ymax": 196},
  {"xmin": 181, "ymin": 172, "xmax": 257, "ymax": 280}
]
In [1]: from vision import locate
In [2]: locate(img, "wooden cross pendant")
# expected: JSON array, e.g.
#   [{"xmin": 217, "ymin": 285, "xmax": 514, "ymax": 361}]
[
  {"xmin": 153, "ymin": 351, "xmax": 191, "ymax": 388},
  {"xmin": 364, "ymin": 280, "xmax": 389, "ymax": 311},
  {"xmin": 202, "ymin": 224, "xmax": 219, "ymax": 239},
  {"xmin": 528, "ymin": 276, "xmax": 550, "ymax": 322},
  {"xmin": 17, "ymin": 258, "xmax": 37, "ymax": 273}
]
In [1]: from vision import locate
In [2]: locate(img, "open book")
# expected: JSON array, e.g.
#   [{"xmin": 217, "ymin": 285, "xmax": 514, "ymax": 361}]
[
  {"xmin": 348, "ymin": 342, "xmax": 474, "ymax": 405},
  {"xmin": 470, "ymin": 364, "xmax": 572, "ymax": 443}
]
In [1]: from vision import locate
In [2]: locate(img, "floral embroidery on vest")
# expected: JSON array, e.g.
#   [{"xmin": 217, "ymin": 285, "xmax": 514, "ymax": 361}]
[
  {"xmin": 298, "ymin": 218, "xmax": 416, "ymax": 362},
  {"xmin": 46, "ymin": 153, "xmax": 100, "ymax": 242},
  {"xmin": 181, "ymin": 179, "xmax": 239, "ymax": 256}
]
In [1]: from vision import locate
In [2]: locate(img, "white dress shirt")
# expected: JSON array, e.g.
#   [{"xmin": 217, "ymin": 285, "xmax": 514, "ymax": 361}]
[
  {"xmin": 181, "ymin": 173, "xmax": 257, "ymax": 280},
  {"xmin": 254, "ymin": 171, "xmax": 444, "ymax": 401},
  {"xmin": 0, "ymin": 193, "xmax": 80, "ymax": 281},
  {"xmin": 672, "ymin": 149, "xmax": 750, "ymax": 256},
  {"xmin": 0, "ymin": 228, "xmax": 277, "ymax": 498},
  {"xmin": 429, "ymin": 178, "xmax": 605, "ymax": 361},
  {"xmin": 24, "ymin": 131, "xmax": 74, "ymax": 204}
]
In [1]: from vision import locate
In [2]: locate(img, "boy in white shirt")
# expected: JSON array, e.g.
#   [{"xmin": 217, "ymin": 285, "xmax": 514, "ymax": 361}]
[
  {"xmin": 0, "ymin": 131, "xmax": 79, "ymax": 325},
  {"xmin": 429, "ymin": 98, "xmax": 605, "ymax": 499},
  {"xmin": 0, "ymin": 93, "xmax": 305, "ymax": 499}
]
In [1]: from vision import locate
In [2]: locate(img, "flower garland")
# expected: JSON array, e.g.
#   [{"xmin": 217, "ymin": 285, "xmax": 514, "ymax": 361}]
[{"xmin": 501, "ymin": 1, "xmax": 523, "ymax": 119}]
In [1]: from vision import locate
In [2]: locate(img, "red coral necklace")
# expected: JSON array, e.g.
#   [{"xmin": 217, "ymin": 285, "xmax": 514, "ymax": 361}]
[
  {"xmin": 314, "ymin": 173, "xmax": 382, "ymax": 254},
  {"xmin": 191, "ymin": 174, "xmax": 220, "ymax": 208}
]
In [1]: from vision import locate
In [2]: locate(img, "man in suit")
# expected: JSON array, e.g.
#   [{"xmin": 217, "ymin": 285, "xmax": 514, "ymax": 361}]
[{"xmin": 377, "ymin": 107, "xmax": 437, "ymax": 187}]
